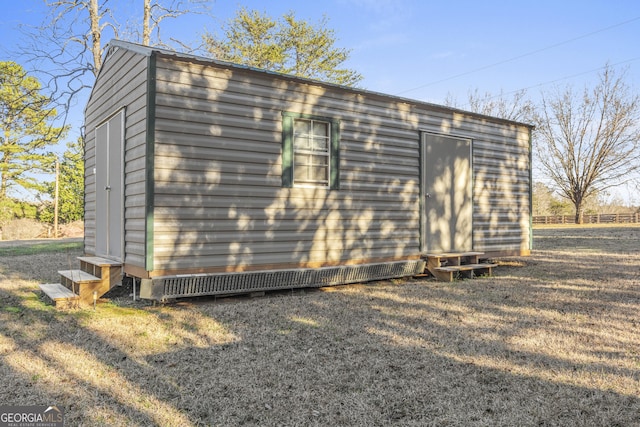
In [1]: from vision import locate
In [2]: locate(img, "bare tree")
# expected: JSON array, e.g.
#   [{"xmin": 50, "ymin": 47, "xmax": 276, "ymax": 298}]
[
  {"xmin": 444, "ymin": 88, "xmax": 535, "ymax": 123},
  {"xmin": 36, "ymin": 0, "xmax": 109, "ymax": 77},
  {"xmin": 534, "ymin": 66, "xmax": 640, "ymax": 223},
  {"xmin": 142, "ymin": 0, "xmax": 209, "ymax": 47},
  {"xmin": 16, "ymin": 0, "xmax": 116, "ymax": 131},
  {"xmin": 19, "ymin": 0, "xmax": 208, "ymax": 127}
]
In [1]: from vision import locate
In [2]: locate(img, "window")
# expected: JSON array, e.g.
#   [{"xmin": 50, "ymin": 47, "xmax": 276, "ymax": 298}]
[
  {"xmin": 293, "ymin": 119, "xmax": 330, "ymax": 185},
  {"xmin": 282, "ymin": 112, "xmax": 340, "ymax": 189}
]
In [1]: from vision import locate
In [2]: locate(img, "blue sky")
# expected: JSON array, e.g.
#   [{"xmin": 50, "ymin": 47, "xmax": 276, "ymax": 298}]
[
  {"xmin": 183, "ymin": 0, "xmax": 640, "ymax": 105},
  {"xmin": 1, "ymin": 0, "xmax": 640, "ymax": 201},
  {"xmin": 2, "ymin": 0, "xmax": 639, "ymax": 105}
]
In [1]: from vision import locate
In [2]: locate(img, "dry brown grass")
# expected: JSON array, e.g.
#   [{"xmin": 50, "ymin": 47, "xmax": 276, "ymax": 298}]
[
  {"xmin": 1, "ymin": 219, "xmax": 84, "ymax": 240},
  {"xmin": 1, "ymin": 226, "xmax": 639, "ymax": 426}
]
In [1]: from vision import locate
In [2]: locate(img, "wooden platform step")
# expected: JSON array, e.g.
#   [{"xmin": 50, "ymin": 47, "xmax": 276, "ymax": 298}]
[
  {"xmin": 59, "ymin": 269, "xmax": 101, "ymax": 284},
  {"xmin": 424, "ymin": 251, "xmax": 484, "ymax": 266},
  {"xmin": 40, "ymin": 256, "xmax": 123, "ymax": 309},
  {"xmin": 77, "ymin": 256, "xmax": 122, "ymax": 267},
  {"xmin": 77, "ymin": 257, "xmax": 123, "ymax": 289},
  {"xmin": 58, "ymin": 269, "xmax": 104, "ymax": 305},
  {"xmin": 423, "ymin": 251, "xmax": 496, "ymax": 282},
  {"xmin": 39, "ymin": 283, "xmax": 79, "ymax": 308},
  {"xmin": 430, "ymin": 263, "xmax": 497, "ymax": 282}
]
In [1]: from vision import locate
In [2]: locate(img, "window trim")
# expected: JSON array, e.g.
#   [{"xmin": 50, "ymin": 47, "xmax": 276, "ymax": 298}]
[{"xmin": 282, "ymin": 111, "xmax": 340, "ymax": 189}]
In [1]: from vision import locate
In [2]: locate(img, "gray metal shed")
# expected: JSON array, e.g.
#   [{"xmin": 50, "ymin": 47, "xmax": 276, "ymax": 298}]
[{"xmin": 83, "ymin": 39, "xmax": 532, "ymax": 300}]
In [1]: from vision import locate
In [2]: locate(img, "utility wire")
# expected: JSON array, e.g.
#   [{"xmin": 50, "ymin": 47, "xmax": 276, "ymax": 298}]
[
  {"xmin": 395, "ymin": 15, "xmax": 640, "ymax": 96},
  {"xmin": 457, "ymin": 56, "xmax": 640, "ymax": 109}
]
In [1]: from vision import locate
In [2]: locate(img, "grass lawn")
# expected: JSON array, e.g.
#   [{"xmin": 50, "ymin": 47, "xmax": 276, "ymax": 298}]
[
  {"xmin": 0, "ymin": 227, "xmax": 638, "ymax": 426},
  {"xmin": 0, "ymin": 239, "xmax": 83, "ymax": 257}
]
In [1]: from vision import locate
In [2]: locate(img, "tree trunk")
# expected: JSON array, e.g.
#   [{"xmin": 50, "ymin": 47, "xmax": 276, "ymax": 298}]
[
  {"xmin": 90, "ymin": 0, "xmax": 102, "ymax": 74},
  {"xmin": 142, "ymin": 0, "xmax": 151, "ymax": 45},
  {"xmin": 1, "ymin": 129, "xmax": 8, "ymax": 199},
  {"xmin": 574, "ymin": 203, "xmax": 583, "ymax": 224},
  {"xmin": 54, "ymin": 159, "xmax": 59, "ymax": 238},
  {"xmin": 0, "ymin": 168, "xmax": 6, "ymax": 200}
]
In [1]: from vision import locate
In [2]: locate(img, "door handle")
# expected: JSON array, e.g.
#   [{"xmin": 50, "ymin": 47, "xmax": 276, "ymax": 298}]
[
  {"xmin": 105, "ymin": 185, "xmax": 111, "ymax": 191},
  {"xmin": 425, "ymin": 193, "xmax": 431, "ymax": 198}
]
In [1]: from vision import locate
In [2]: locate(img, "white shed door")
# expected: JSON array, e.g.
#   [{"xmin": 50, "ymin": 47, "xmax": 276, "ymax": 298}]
[
  {"xmin": 422, "ymin": 132, "xmax": 472, "ymax": 253},
  {"xmin": 95, "ymin": 110, "xmax": 124, "ymax": 261}
]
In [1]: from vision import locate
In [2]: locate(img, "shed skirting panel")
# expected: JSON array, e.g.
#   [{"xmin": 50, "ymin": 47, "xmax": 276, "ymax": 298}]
[{"xmin": 142, "ymin": 260, "xmax": 426, "ymax": 300}]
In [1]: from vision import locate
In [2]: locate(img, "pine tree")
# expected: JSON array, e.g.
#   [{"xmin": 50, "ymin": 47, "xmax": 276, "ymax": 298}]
[
  {"xmin": 204, "ymin": 9, "xmax": 363, "ymax": 87},
  {"xmin": 0, "ymin": 61, "xmax": 66, "ymax": 200},
  {"xmin": 41, "ymin": 138, "xmax": 84, "ymax": 224}
]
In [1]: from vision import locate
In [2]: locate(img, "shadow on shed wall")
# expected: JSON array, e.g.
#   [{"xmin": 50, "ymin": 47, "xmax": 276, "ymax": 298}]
[{"xmin": 146, "ymin": 55, "xmax": 530, "ymax": 275}]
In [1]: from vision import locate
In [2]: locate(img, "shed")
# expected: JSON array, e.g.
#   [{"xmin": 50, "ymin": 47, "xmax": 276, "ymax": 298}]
[{"xmin": 83, "ymin": 39, "xmax": 532, "ymax": 300}]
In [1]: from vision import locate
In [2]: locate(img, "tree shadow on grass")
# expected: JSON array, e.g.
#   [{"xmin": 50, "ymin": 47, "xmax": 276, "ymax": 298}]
[
  {"xmin": 131, "ymin": 275, "xmax": 640, "ymax": 426},
  {"xmin": 0, "ymin": 227, "xmax": 639, "ymax": 425},
  {"xmin": 0, "ymin": 255, "xmax": 240, "ymax": 425}
]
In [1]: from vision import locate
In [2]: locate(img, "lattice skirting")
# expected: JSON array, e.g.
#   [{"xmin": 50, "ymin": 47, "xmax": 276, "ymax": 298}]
[{"xmin": 141, "ymin": 260, "xmax": 426, "ymax": 300}]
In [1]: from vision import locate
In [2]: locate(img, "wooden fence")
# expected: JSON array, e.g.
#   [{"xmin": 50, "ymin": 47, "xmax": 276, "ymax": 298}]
[{"xmin": 533, "ymin": 213, "xmax": 640, "ymax": 225}]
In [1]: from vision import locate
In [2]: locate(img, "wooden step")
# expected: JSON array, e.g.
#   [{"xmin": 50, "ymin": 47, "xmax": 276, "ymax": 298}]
[
  {"xmin": 422, "ymin": 251, "xmax": 497, "ymax": 282},
  {"xmin": 425, "ymin": 251, "xmax": 484, "ymax": 267},
  {"xmin": 59, "ymin": 269, "xmax": 101, "ymax": 284},
  {"xmin": 431, "ymin": 263, "xmax": 497, "ymax": 282},
  {"xmin": 58, "ymin": 269, "xmax": 104, "ymax": 305},
  {"xmin": 424, "ymin": 251, "xmax": 485, "ymax": 257},
  {"xmin": 77, "ymin": 257, "xmax": 122, "ymax": 288},
  {"xmin": 77, "ymin": 256, "xmax": 122, "ymax": 267},
  {"xmin": 39, "ymin": 283, "xmax": 79, "ymax": 309},
  {"xmin": 40, "ymin": 257, "xmax": 124, "ymax": 309}
]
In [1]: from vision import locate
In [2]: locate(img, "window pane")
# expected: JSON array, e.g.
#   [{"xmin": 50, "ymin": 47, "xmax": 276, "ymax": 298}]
[
  {"xmin": 294, "ymin": 153, "xmax": 309, "ymax": 166},
  {"xmin": 294, "ymin": 134, "xmax": 310, "ymax": 150},
  {"xmin": 311, "ymin": 166, "xmax": 328, "ymax": 181},
  {"xmin": 294, "ymin": 153, "xmax": 309, "ymax": 181},
  {"xmin": 312, "ymin": 136, "xmax": 328, "ymax": 151},
  {"xmin": 294, "ymin": 163, "xmax": 307, "ymax": 181},
  {"xmin": 310, "ymin": 154, "xmax": 329, "ymax": 167},
  {"xmin": 313, "ymin": 121, "xmax": 328, "ymax": 137},
  {"xmin": 294, "ymin": 119, "xmax": 311, "ymax": 135}
]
